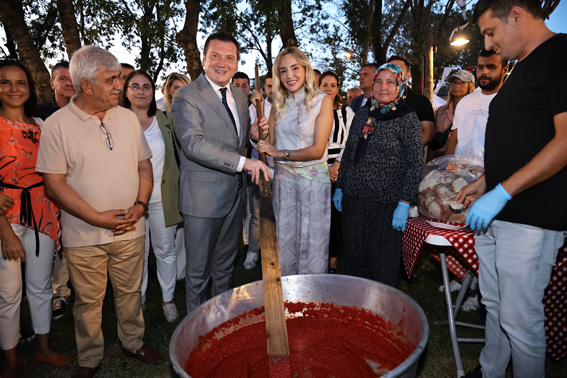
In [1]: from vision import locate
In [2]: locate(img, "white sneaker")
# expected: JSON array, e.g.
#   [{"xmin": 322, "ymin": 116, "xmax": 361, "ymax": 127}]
[
  {"xmin": 438, "ymin": 279, "xmax": 462, "ymax": 292},
  {"xmin": 163, "ymin": 303, "xmax": 179, "ymax": 323},
  {"xmin": 461, "ymin": 295, "xmax": 479, "ymax": 312},
  {"xmin": 243, "ymin": 251, "xmax": 259, "ymax": 270}
]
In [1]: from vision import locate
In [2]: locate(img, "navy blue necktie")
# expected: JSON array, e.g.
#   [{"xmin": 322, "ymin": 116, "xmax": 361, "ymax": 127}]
[
  {"xmin": 219, "ymin": 88, "xmax": 238, "ymax": 134},
  {"xmin": 219, "ymin": 87, "xmax": 243, "ymax": 190}
]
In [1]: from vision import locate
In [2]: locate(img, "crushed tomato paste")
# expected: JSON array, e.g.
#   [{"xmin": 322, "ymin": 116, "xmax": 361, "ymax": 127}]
[{"xmin": 185, "ymin": 302, "xmax": 414, "ymax": 378}]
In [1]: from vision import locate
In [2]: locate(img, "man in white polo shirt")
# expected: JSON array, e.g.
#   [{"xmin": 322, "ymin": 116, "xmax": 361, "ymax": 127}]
[{"xmin": 36, "ymin": 45, "xmax": 163, "ymax": 378}]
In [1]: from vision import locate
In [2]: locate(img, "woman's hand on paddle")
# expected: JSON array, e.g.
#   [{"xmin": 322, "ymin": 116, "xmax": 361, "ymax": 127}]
[{"xmin": 257, "ymin": 140, "xmax": 284, "ymax": 159}]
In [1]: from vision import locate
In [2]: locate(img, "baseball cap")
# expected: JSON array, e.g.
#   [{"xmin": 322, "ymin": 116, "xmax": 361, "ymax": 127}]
[{"xmin": 447, "ymin": 70, "xmax": 475, "ymax": 84}]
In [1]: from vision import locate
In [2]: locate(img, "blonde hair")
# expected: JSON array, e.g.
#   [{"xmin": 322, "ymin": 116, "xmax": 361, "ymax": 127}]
[
  {"xmin": 163, "ymin": 73, "xmax": 190, "ymax": 112},
  {"xmin": 446, "ymin": 80, "xmax": 475, "ymax": 109},
  {"xmin": 272, "ymin": 47, "xmax": 319, "ymax": 122}
]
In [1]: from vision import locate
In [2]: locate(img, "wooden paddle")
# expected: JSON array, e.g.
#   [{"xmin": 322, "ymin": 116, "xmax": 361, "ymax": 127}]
[{"xmin": 254, "ymin": 64, "xmax": 291, "ymax": 377}]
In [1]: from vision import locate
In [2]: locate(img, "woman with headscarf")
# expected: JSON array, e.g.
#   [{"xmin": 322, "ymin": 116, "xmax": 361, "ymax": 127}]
[{"xmin": 333, "ymin": 63, "xmax": 423, "ymax": 287}]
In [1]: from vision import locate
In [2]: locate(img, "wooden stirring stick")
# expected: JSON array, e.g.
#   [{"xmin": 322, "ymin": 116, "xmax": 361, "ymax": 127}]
[{"xmin": 254, "ymin": 64, "xmax": 291, "ymax": 377}]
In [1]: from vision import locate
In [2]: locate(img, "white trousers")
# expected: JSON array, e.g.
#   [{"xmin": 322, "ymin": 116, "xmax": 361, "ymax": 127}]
[
  {"xmin": 175, "ymin": 225, "xmax": 186, "ymax": 280},
  {"xmin": 0, "ymin": 224, "xmax": 55, "ymax": 350},
  {"xmin": 141, "ymin": 201, "xmax": 177, "ymax": 303}
]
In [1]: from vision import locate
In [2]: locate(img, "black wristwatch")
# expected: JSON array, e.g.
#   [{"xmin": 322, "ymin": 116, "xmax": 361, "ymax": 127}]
[{"xmin": 134, "ymin": 200, "xmax": 148, "ymax": 214}]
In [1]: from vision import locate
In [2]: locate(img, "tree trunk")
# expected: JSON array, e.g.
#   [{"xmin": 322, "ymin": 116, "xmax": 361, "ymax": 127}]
[
  {"xmin": 361, "ymin": 0, "xmax": 375, "ymax": 65},
  {"xmin": 423, "ymin": 25, "xmax": 434, "ymax": 101},
  {"xmin": 177, "ymin": 0, "xmax": 203, "ymax": 80},
  {"xmin": 0, "ymin": 0, "xmax": 52, "ymax": 104},
  {"xmin": 279, "ymin": 0, "xmax": 298, "ymax": 48},
  {"xmin": 2, "ymin": 23, "xmax": 18, "ymax": 59},
  {"xmin": 411, "ymin": 62, "xmax": 423, "ymax": 94},
  {"xmin": 372, "ymin": 0, "xmax": 384, "ymax": 65},
  {"xmin": 57, "ymin": 0, "xmax": 82, "ymax": 59},
  {"xmin": 139, "ymin": 2, "xmax": 153, "ymax": 72}
]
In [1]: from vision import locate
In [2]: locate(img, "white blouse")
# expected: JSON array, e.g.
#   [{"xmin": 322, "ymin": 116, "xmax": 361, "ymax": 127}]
[
  {"xmin": 274, "ymin": 88, "xmax": 327, "ymax": 167},
  {"xmin": 144, "ymin": 117, "xmax": 165, "ymax": 204}
]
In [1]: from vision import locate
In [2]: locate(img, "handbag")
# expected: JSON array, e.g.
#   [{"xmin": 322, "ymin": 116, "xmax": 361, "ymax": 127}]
[{"xmin": 429, "ymin": 127, "xmax": 451, "ymax": 151}]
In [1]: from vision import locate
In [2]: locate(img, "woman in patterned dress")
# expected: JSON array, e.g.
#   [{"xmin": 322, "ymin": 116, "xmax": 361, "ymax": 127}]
[
  {"xmin": 0, "ymin": 60, "xmax": 70, "ymax": 377},
  {"xmin": 333, "ymin": 63, "xmax": 423, "ymax": 287},
  {"xmin": 256, "ymin": 47, "xmax": 334, "ymax": 276}
]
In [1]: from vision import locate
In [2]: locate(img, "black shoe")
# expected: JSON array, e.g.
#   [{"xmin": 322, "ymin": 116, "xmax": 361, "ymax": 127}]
[
  {"xmin": 19, "ymin": 329, "xmax": 35, "ymax": 343},
  {"xmin": 328, "ymin": 268, "xmax": 338, "ymax": 274},
  {"xmin": 463, "ymin": 365, "xmax": 482, "ymax": 378},
  {"xmin": 52, "ymin": 296, "xmax": 69, "ymax": 320}
]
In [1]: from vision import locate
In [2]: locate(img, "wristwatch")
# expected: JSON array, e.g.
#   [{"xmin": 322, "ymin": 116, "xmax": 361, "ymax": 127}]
[
  {"xmin": 284, "ymin": 149, "xmax": 291, "ymax": 160},
  {"xmin": 134, "ymin": 200, "xmax": 148, "ymax": 214}
]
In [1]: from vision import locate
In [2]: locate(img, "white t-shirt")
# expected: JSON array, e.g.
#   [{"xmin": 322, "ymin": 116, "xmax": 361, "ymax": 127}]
[
  {"xmin": 144, "ymin": 117, "xmax": 165, "ymax": 204},
  {"xmin": 451, "ymin": 88, "xmax": 497, "ymax": 161}
]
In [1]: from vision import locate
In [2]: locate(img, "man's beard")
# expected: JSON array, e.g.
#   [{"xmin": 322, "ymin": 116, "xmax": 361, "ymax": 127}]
[{"xmin": 478, "ymin": 74, "xmax": 503, "ymax": 91}]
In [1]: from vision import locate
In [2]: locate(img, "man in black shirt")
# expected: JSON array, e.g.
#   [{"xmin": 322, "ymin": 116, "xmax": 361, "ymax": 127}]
[
  {"xmin": 387, "ymin": 56, "xmax": 435, "ymax": 146},
  {"xmin": 458, "ymin": 1, "xmax": 567, "ymax": 377},
  {"xmin": 39, "ymin": 61, "xmax": 76, "ymax": 120}
]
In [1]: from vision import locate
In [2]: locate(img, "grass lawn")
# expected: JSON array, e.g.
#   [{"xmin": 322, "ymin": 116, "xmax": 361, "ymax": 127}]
[{"xmin": 3, "ymin": 243, "xmax": 566, "ymax": 377}]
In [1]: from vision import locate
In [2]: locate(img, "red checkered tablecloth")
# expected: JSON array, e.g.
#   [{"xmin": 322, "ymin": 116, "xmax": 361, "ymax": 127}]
[
  {"xmin": 402, "ymin": 216, "xmax": 567, "ymax": 362},
  {"xmin": 402, "ymin": 216, "xmax": 477, "ymax": 280},
  {"xmin": 544, "ymin": 244, "xmax": 567, "ymax": 362}
]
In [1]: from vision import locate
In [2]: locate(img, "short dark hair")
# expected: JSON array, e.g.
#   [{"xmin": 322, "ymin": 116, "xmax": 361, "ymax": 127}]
[
  {"xmin": 120, "ymin": 63, "xmax": 135, "ymax": 71},
  {"xmin": 232, "ymin": 71, "xmax": 250, "ymax": 84},
  {"xmin": 473, "ymin": 0, "xmax": 543, "ymax": 24},
  {"xmin": 387, "ymin": 55, "xmax": 411, "ymax": 71},
  {"xmin": 0, "ymin": 59, "xmax": 38, "ymax": 117},
  {"xmin": 362, "ymin": 63, "xmax": 379, "ymax": 71},
  {"xmin": 121, "ymin": 70, "xmax": 157, "ymax": 117},
  {"xmin": 265, "ymin": 72, "xmax": 273, "ymax": 80},
  {"xmin": 51, "ymin": 61, "xmax": 70, "ymax": 78},
  {"xmin": 313, "ymin": 69, "xmax": 321, "ymax": 75},
  {"xmin": 478, "ymin": 49, "xmax": 509, "ymax": 68},
  {"xmin": 203, "ymin": 32, "xmax": 240, "ymax": 61}
]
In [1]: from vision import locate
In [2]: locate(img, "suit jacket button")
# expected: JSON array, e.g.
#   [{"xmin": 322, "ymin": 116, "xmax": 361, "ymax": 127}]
[{"xmin": 162, "ymin": 180, "xmax": 166, "ymax": 184}]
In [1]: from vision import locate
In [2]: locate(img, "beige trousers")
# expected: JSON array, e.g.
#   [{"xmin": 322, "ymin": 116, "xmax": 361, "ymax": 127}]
[{"xmin": 65, "ymin": 236, "xmax": 145, "ymax": 368}]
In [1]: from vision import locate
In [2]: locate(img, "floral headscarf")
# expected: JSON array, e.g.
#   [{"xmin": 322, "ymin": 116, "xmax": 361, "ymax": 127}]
[
  {"xmin": 361, "ymin": 63, "xmax": 414, "ymax": 138},
  {"xmin": 370, "ymin": 63, "xmax": 408, "ymax": 114}
]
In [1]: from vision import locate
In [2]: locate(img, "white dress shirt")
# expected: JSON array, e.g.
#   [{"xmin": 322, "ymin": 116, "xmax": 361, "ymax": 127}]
[{"xmin": 204, "ymin": 74, "xmax": 246, "ymax": 172}]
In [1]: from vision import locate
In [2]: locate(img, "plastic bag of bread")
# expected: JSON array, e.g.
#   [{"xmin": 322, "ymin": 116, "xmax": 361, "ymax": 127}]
[{"xmin": 417, "ymin": 154, "xmax": 484, "ymax": 223}]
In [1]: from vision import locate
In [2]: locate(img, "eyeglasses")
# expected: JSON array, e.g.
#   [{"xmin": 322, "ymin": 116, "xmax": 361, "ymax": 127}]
[
  {"xmin": 100, "ymin": 122, "xmax": 114, "ymax": 151},
  {"xmin": 128, "ymin": 84, "xmax": 152, "ymax": 91}
]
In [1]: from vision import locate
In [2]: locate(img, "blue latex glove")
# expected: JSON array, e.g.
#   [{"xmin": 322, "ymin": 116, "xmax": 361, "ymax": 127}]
[
  {"xmin": 466, "ymin": 183, "xmax": 512, "ymax": 231},
  {"xmin": 333, "ymin": 188, "xmax": 343, "ymax": 212},
  {"xmin": 392, "ymin": 202, "xmax": 410, "ymax": 231}
]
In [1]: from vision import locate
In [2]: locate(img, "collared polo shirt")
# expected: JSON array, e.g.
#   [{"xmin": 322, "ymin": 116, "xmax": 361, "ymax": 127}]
[{"xmin": 36, "ymin": 95, "xmax": 152, "ymax": 247}]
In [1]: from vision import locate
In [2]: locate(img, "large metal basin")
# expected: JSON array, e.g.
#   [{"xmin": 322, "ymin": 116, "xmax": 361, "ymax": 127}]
[{"xmin": 170, "ymin": 274, "xmax": 429, "ymax": 377}]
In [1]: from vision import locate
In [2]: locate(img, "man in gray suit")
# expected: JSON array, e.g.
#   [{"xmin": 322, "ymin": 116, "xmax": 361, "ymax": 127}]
[{"xmin": 171, "ymin": 32, "xmax": 270, "ymax": 313}]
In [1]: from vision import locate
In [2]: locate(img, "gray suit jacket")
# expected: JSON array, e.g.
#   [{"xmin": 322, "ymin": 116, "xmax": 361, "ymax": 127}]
[{"xmin": 171, "ymin": 73, "xmax": 251, "ymax": 218}]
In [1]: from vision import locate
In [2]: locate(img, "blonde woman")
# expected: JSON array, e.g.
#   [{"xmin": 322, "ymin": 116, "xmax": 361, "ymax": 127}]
[
  {"xmin": 429, "ymin": 70, "xmax": 475, "ymax": 156},
  {"xmin": 162, "ymin": 73, "xmax": 190, "ymax": 114},
  {"xmin": 257, "ymin": 47, "xmax": 333, "ymax": 275}
]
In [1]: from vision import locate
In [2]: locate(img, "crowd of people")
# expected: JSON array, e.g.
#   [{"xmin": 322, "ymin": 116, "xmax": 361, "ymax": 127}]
[{"xmin": 0, "ymin": 0, "xmax": 565, "ymax": 377}]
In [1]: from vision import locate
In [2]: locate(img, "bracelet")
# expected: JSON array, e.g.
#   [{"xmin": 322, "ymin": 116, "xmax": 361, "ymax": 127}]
[{"xmin": 134, "ymin": 200, "xmax": 148, "ymax": 214}]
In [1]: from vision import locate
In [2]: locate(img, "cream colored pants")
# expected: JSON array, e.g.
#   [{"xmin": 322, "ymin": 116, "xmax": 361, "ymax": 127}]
[{"xmin": 65, "ymin": 236, "xmax": 145, "ymax": 368}]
